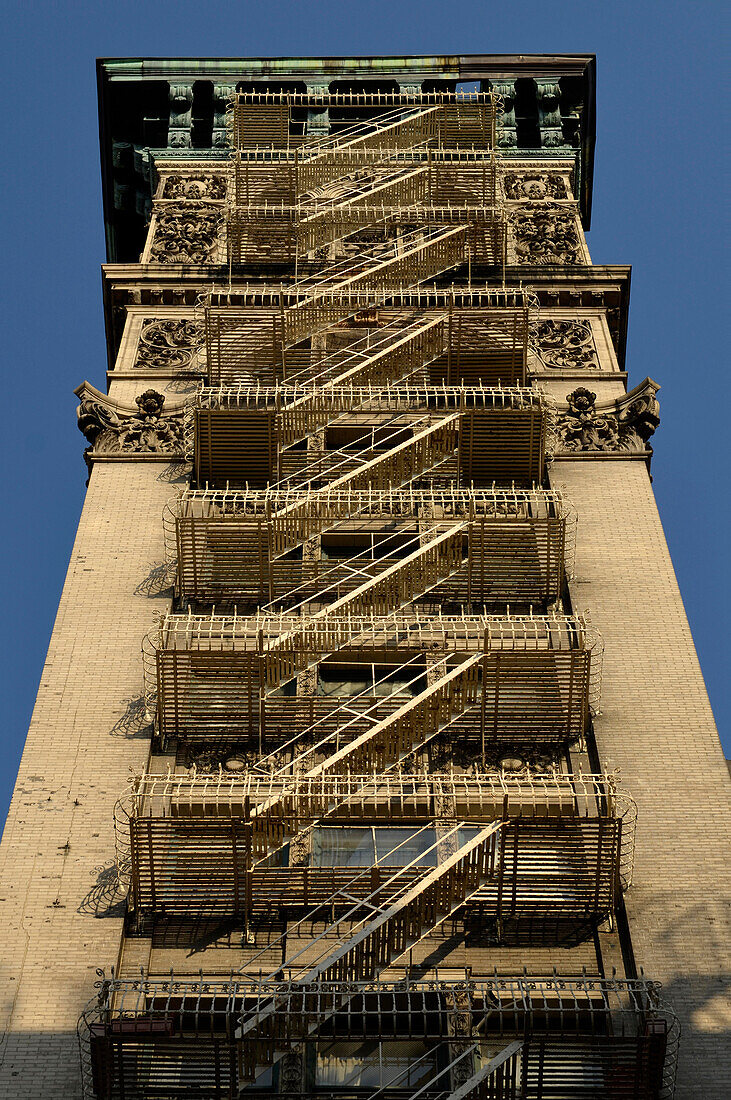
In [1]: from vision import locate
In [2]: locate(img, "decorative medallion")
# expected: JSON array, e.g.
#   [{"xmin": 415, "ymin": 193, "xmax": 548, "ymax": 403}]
[
  {"xmin": 161, "ymin": 174, "xmax": 227, "ymax": 201},
  {"xmin": 504, "ymin": 171, "xmax": 568, "ymax": 201},
  {"xmin": 556, "ymin": 381, "xmax": 660, "ymax": 454},
  {"xmin": 530, "ymin": 320, "xmax": 598, "ymax": 370},
  {"xmin": 75, "ymin": 383, "xmax": 185, "ymax": 457},
  {"xmin": 149, "ymin": 204, "xmax": 222, "ymax": 264},
  {"xmin": 135, "ymin": 319, "xmax": 204, "ymax": 370},
  {"xmin": 510, "ymin": 206, "xmax": 582, "ymax": 265}
]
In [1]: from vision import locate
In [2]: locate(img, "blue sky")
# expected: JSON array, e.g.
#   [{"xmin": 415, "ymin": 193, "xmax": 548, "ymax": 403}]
[{"xmin": 0, "ymin": 0, "xmax": 728, "ymax": 825}]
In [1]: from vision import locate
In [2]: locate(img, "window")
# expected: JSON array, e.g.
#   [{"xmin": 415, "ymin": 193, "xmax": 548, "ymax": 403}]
[
  {"xmin": 321, "ymin": 530, "xmax": 418, "ymax": 561},
  {"xmin": 315, "ymin": 1040, "xmax": 437, "ymax": 1091},
  {"xmin": 312, "ymin": 827, "xmax": 438, "ymax": 869},
  {"xmin": 317, "ymin": 663, "xmax": 426, "ymax": 699}
]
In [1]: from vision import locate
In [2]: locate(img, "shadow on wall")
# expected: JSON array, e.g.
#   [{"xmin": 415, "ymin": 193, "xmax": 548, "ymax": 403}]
[
  {"xmin": 626, "ymin": 886, "xmax": 731, "ymax": 1097},
  {"xmin": 77, "ymin": 862, "xmax": 126, "ymax": 920},
  {"xmin": 108, "ymin": 695, "xmax": 152, "ymax": 739},
  {"xmin": 134, "ymin": 560, "xmax": 175, "ymax": 597},
  {"xmin": 0, "ymin": 1032, "xmax": 82, "ymax": 1099},
  {"xmin": 658, "ymin": 973, "xmax": 731, "ymax": 1098}
]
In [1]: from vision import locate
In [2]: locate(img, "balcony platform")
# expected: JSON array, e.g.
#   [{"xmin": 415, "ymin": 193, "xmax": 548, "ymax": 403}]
[
  {"xmin": 166, "ymin": 487, "xmax": 573, "ymax": 607},
  {"xmin": 143, "ymin": 612, "xmax": 600, "ymax": 755}
]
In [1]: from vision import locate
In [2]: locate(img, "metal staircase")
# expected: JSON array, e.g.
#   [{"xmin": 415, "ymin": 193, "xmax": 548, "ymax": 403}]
[
  {"xmin": 223, "ymin": 99, "xmax": 535, "ymax": 1094},
  {"xmin": 169, "ymin": 91, "xmax": 564, "ymax": 1098},
  {"xmin": 236, "ymin": 821, "xmax": 504, "ymax": 1083}
]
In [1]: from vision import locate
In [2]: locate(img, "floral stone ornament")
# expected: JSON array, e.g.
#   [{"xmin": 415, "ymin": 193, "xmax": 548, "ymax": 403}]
[
  {"xmin": 75, "ymin": 383, "xmax": 186, "ymax": 458},
  {"xmin": 135, "ymin": 318, "xmax": 204, "ymax": 369},
  {"xmin": 556, "ymin": 381, "xmax": 660, "ymax": 454}
]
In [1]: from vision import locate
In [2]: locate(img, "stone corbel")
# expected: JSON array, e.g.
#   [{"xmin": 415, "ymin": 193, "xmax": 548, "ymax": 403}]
[
  {"xmin": 536, "ymin": 80, "xmax": 565, "ymax": 148},
  {"xmin": 168, "ymin": 84, "xmax": 193, "ymax": 149},
  {"xmin": 555, "ymin": 379, "xmax": 660, "ymax": 455},
  {"xmin": 305, "ymin": 82, "xmax": 330, "ymax": 136},
  {"xmin": 493, "ymin": 81, "xmax": 517, "ymax": 148},
  {"xmin": 213, "ymin": 84, "xmax": 234, "ymax": 149},
  {"xmin": 74, "ymin": 383, "xmax": 187, "ymax": 461}
]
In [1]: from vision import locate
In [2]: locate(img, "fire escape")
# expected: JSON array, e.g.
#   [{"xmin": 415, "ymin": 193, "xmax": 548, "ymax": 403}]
[{"xmin": 81, "ymin": 90, "xmax": 678, "ymax": 1100}]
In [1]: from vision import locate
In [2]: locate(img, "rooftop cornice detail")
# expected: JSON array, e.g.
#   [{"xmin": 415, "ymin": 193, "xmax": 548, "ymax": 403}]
[{"xmin": 98, "ymin": 54, "xmax": 594, "ymax": 83}]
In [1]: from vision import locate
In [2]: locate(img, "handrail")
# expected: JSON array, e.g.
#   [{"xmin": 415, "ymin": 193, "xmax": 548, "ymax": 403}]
[{"xmin": 237, "ymin": 820, "xmax": 503, "ymax": 1022}]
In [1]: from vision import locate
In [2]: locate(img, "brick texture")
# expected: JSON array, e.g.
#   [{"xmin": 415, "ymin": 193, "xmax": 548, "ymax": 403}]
[
  {"xmin": 0, "ymin": 462, "xmax": 174, "ymax": 1098},
  {"xmin": 556, "ymin": 459, "xmax": 731, "ymax": 1097}
]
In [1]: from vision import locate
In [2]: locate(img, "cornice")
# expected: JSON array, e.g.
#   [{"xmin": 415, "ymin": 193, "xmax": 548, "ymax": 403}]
[
  {"xmin": 97, "ymin": 54, "xmax": 595, "ymax": 261},
  {"xmin": 98, "ymin": 54, "xmax": 594, "ymax": 83}
]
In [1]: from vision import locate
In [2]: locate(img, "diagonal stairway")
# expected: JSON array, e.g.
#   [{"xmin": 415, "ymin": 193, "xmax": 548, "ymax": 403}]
[{"xmin": 236, "ymin": 821, "xmax": 504, "ymax": 1081}]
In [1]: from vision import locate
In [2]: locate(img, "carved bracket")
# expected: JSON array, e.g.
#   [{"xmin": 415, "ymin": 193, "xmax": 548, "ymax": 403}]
[
  {"xmin": 494, "ymin": 81, "xmax": 517, "ymax": 148},
  {"xmin": 75, "ymin": 383, "xmax": 186, "ymax": 459},
  {"xmin": 555, "ymin": 379, "xmax": 660, "ymax": 454},
  {"xmin": 168, "ymin": 84, "xmax": 193, "ymax": 149},
  {"xmin": 213, "ymin": 84, "xmax": 234, "ymax": 149}
]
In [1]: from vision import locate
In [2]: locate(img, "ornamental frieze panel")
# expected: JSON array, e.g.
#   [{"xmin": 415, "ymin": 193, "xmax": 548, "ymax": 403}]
[
  {"xmin": 509, "ymin": 205, "xmax": 583, "ymax": 265},
  {"xmin": 555, "ymin": 380, "xmax": 660, "ymax": 454},
  {"xmin": 504, "ymin": 171, "xmax": 569, "ymax": 201},
  {"xmin": 148, "ymin": 203, "xmax": 223, "ymax": 264},
  {"xmin": 75, "ymin": 383, "xmax": 186, "ymax": 458},
  {"xmin": 134, "ymin": 319, "xmax": 204, "ymax": 370},
  {"xmin": 161, "ymin": 173, "xmax": 227, "ymax": 200},
  {"xmin": 530, "ymin": 319, "xmax": 599, "ymax": 370}
]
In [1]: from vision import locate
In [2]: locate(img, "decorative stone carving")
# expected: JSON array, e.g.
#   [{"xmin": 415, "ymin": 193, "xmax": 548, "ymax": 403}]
[
  {"xmin": 446, "ymin": 985, "xmax": 473, "ymax": 1039},
  {"xmin": 530, "ymin": 320, "xmax": 598, "ymax": 370},
  {"xmin": 556, "ymin": 380, "xmax": 660, "ymax": 454},
  {"xmin": 135, "ymin": 318, "xmax": 204, "ymax": 370},
  {"xmin": 536, "ymin": 81, "xmax": 565, "ymax": 148},
  {"xmin": 504, "ymin": 171, "xmax": 568, "ymax": 201},
  {"xmin": 150, "ymin": 205, "xmax": 222, "ymax": 264},
  {"xmin": 450, "ymin": 1042, "xmax": 475, "ymax": 1089},
  {"xmin": 510, "ymin": 206, "xmax": 582, "ymax": 265},
  {"xmin": 168, "ymin": 84, "xmax": 193, "ymax": 148},
  {"xmin": 213, "ymin": 84, "xmax": 234, "ymax": 149},
  {"xmin": 493, "ymin": 81, "xmax": 517, "ymax": 148},
  {"xmin": 290, "ymin": 826, "xmax": 312, "ymax": 867},
  {"xmin": 161, "ymin": 174, "xmax": 227, "ymax": 201},
  {"xmin": 75, "ymin": 383, "xmax": 185, "ymax": 457}
]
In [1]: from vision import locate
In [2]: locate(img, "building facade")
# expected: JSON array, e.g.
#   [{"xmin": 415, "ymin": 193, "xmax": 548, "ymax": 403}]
[{"xmin": 0, "ymin": 54, "xmax": 728, "ymax": 1099}]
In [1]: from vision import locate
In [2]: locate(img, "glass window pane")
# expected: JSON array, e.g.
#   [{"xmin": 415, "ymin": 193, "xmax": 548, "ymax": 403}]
[
  {"xmin": 372, "ymin": 665, "xmax": 426, "ymax": 697},
  {"xmin": 316, "ymin": 1040, "xmax": 381, "ymax": 1087},
  {"xmin": 317, "ymin": 665, "xmax": 372, "ymax": 697},
  {"xmin": 313, "ymin": 828, "xmax": 375, "ymax": 867},
  {"xmin": 316, "ymin": 1041, "xmax": 434, "ymax": 1088},
  {"xmin": 380, "ymin": 1041, "xmax": 437, "ymax": 1088},
  {"xmin": 374, "ymin": 827, "xmax": 437, "ymax": 867}
]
